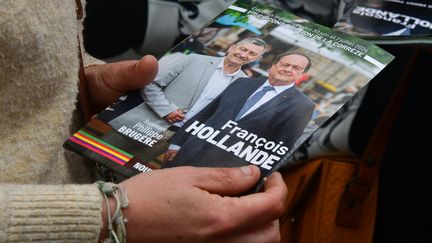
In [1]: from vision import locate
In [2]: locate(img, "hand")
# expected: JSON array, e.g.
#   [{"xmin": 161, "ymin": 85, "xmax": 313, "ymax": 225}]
[
  {"xmin": 163, "ymin": 149, "xmax": 178, "ymax": 163},
  {"xmin": 164, "ymin": 109, "xmax": 185, "ymax": 124},
  {"xmin": 100, "ymin": 166, "xmax": 287, "ymax": 243},
  {"xmin": 85, "ymin": 55, "xmax": 158, "ymax": 113}
]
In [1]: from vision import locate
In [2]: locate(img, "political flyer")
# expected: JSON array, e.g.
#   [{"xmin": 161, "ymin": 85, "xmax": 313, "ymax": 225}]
[{"xmin": 64, "ymin": 0, "xmax": 394, "ymax": 190}]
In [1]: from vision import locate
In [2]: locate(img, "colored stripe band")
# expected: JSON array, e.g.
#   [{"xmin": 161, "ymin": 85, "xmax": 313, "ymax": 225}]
[
  {"xmin": 70, "ymin": 137, "xmax": 126, "ymax": 165},
  {"xmin": 74, "ymin": 133, "xmax": 130, "ymax": 162},
  {"xmin": 75, "ymin": 130, "xmax": 133, "ymax": 160},
  {"xmin": 78, "ymin": 130, "xmax": 133, "ymax": 157}
]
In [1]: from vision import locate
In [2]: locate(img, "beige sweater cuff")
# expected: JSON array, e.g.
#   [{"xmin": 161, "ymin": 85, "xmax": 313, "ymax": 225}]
[{"xmin": 0, "ymin": 184, "xmax": 102, "ymax": 243}]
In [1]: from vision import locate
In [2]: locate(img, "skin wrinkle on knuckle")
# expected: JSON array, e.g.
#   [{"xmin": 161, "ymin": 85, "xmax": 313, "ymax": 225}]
[
  {"xmin": 91, "ymin": 67, "xmax": 104, "ymax": 89},
  {"xmin": 268, "ymin": 196, "xmax": 285, "ymax": 219},
  {"xmin": 264, "ymin": 193, "xmax": 285, "ymax": 219},
  {"xmin": 199, "ymin": 195, "xmax": 239, "ymax": 237},
  {"xmin": 213, "ymin": 167, "xmax": 236, "ymax": 188},
  {"xmin": 275, "ymin": 199, "xmax": 285, "ymax": 217},
  {"xmin": 100, "ymin": 65, "xmax": 117, "ymax": 91},
  {"xmin": 257, "ymin": 193, "xmax": 284, "ymax": 220}
]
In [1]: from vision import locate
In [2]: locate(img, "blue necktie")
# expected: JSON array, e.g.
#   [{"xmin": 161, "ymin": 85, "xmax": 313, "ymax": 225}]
[{"xmin": 235, "ymin": 86, "xmax": 275, "ymax": 121}]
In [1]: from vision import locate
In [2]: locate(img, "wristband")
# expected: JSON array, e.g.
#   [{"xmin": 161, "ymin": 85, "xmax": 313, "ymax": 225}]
[{"xmin": 97, "ymin": 181, "xmax": 129, "ymax": 243}]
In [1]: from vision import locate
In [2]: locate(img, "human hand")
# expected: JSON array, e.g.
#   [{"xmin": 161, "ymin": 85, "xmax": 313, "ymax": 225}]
[
  {"xmin": 163, "ymin": 149, "xmax": 178, "ymax": 163},
  {"xmin": 85, "ymin": 55, "xmax": 158, "ymax": 113},
  {"xmin": 100, "ymin": 166, "xmax": 287, "ymax": 243},
  {"xmin": 164, "ymin": 109, "xmax": 185, "ymax": 124}
]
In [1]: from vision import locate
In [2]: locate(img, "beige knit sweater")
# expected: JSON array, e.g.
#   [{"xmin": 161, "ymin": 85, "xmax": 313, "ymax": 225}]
[{"xmin": 0, "ymin": 1, "xmax": 102, "ymax": 242}]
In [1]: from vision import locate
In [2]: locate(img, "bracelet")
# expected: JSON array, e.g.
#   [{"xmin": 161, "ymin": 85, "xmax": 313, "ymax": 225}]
[{"xmin": 97, "ymin": 181, "xmax": 129, "ymax": 243}]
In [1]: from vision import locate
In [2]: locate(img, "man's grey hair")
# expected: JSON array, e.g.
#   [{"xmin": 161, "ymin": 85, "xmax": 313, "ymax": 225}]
[{"xmin": 236, "ymin": 37, "xmax": 267, "ymax": 50}]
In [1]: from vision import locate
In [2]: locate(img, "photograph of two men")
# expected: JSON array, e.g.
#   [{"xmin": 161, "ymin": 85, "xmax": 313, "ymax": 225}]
[{"xmin": 64, "ymin": 2, "xmax": 393, "ymax": 184}]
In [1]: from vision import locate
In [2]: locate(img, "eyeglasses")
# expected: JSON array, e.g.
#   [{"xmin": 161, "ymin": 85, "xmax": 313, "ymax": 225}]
[{"xmin": 278, "ymin": 62, "xmax": 305, "ymax": 72}]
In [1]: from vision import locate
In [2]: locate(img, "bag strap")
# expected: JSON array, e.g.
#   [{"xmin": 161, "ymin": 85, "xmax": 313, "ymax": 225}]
[
  {"xmin": 75, "ymin": 0, "xmax": 94, "ymax": 122},
  {"xmin": 335, "ymin": 48, "xmax": 419, "ymax": 228}
]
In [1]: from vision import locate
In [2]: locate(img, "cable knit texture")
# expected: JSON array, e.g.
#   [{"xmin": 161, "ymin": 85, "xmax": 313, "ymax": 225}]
[{"xmin": 0, "ymin": 0, "xmax": 102, "ymax": 242}]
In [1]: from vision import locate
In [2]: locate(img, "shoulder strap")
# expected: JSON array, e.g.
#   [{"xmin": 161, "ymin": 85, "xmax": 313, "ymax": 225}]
[
  {"xmin": 335, "ymin": 47, "xmax": 419, "ymax": 228},
  {"xmin": 75, "ymin": 0, "xmax": 94, "ymax": 122}
]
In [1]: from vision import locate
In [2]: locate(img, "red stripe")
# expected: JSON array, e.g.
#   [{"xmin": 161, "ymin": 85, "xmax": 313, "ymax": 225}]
[
  {"xmin": 76, "ymin": 131, "xmax": 132, "ymax": 159},
  {"xmin": 70, "ymin": 137, "xmax": 127, "ymax": 165}
]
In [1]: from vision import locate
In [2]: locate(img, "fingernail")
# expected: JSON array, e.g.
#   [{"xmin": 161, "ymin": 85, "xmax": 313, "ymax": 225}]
[{"xmin": 240, "ymin": 165, "xmax": 253, "ymax": 176}]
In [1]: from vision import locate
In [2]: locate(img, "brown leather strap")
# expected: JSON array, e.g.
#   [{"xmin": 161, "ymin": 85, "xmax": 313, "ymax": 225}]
[
  {"xmin": 75, "ymin": 0, "xmax": 94, "ymax": 122},
  {"xmin": 77, "ymin": 41, "xmax": 94, "ymax": 122},
  {"xmin": 75, "ymin": 0, "xmax": 83, "ymax": 20},
  {"xmin": 335, "ymin": 47, "xmax": 419, "ymax": 228}
]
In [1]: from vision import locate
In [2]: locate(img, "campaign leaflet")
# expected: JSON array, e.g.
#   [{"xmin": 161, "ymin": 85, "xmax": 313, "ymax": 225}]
[
  {"xmin": 64, "ymin": 0, "xmax": 394, "ymax": 191},
  {"xmin": 333, "ymin": 0, "xmax": 432, "ymax": 44}
]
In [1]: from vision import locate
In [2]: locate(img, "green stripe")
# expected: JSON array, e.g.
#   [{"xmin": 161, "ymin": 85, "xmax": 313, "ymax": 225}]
[{"xmin": 76, "ymin": 130, "xmax": 134, "ymax": 158}]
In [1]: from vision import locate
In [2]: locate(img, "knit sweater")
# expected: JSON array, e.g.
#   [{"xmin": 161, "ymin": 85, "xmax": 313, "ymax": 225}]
[{"xmin": 0, "ymin": 0, "xmax": 102, "ymax": 242}]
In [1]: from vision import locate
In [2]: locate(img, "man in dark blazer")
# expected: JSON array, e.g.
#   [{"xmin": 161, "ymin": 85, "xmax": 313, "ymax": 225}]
[{"xmin": 163, "ymin": 52, "xmax": 315, "ymax": 174}]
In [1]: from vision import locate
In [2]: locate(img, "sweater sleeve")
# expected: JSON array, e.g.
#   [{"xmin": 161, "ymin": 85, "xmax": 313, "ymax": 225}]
[{"xmin": 0, "ymin": 184, "xmax": 102, "ymax": 243}]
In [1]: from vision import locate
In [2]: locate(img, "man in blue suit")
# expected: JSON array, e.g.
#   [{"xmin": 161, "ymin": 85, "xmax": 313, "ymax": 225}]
[{"xmin": 164, "ymin": 52, "xmax": 315, "ymax": 176}]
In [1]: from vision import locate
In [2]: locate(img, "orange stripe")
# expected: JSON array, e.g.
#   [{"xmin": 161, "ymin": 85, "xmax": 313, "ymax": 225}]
[{"xmin": 74, "ymin": 133, "xmax": 130, "ymax": 161}]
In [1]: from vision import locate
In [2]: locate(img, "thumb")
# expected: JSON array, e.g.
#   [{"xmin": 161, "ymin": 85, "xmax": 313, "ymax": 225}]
[
  {"xmin": 191, "ymin": 165, "xmax": 261, "ymax": 196},
  {"xmin": 104, "ymin": 55, "xmax": 158, "ymax": 91},
  {"xmin": 86, "ymin": 55, "xmax": 158, "ymax": 112}
]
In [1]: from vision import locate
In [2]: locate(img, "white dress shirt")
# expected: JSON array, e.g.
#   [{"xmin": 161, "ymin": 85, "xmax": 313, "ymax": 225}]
[
  {"xmin": 174, "ymin": 58, "xmax": 241, "ymax": 127},
  {"xmin": 169, "ymin": 59, "xmax": 241, "ymax": 151},
  {"xmin": 237, "ymin": 80, "xmax": 294, "ymax": 119}
]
